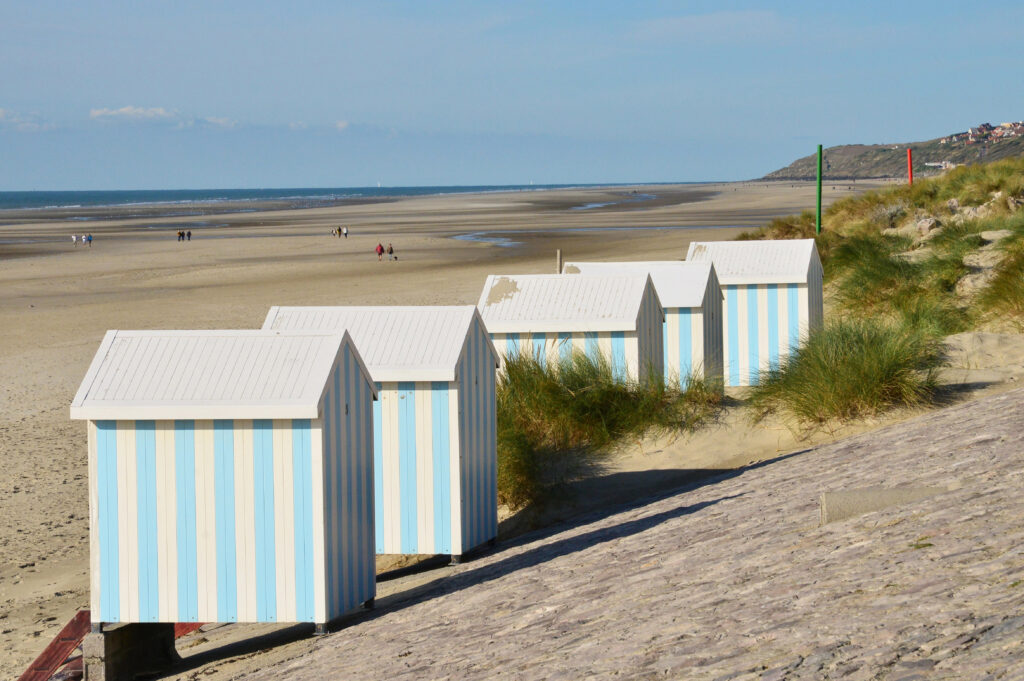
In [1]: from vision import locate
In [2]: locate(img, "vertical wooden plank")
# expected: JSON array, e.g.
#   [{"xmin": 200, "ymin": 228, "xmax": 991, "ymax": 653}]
[
  {"xmin": 155, "ymin": 421, "xmax": 177, "ymax": 621},
  {"xmin": 310, "ymin": 420, "xmax": 327, "ymax": 624},
  {"xmin": 735, "ymin": 286, "xmax": 750, "ymax": 386},
  {"xmin": 234, "ymin": 421, "xmax": 257, "ymax": 622},
  {"xmin": 597, "ymin": 334, "xmax": 612, "ymax": 371},
  {"xmin": 414, "ymin": 383, "xmax": 434, "ymax": 553},
  {"xmin": 87, "ymin": 422, "xmax": 101, "ymax": 616},
  {"xmin": 757, "ymin": 285, "xmax": 770, "ymax": 379},
  {"xmin": 342, "ymin": 349, "xmax": 356, "ymax": 610},
  {"xmin": 448, "ymin": 382, "xmax": 462, "ymax": 555},
  {"xmin": 778, "ymin": 284, "xmax": 791, "ymax": 361},
  {"xmin": 383, "ymin": 385, "xmax": 402, "ymax": 553},
  {"xmin": 623, "ymin": 334, "xmax": 639, "ymax": 382},
  {"xmin": 272, "ymin": 420, "xmax": 295, "ymax": 621},
  {"xmin": 798, "ymin": 284, "xmax": 810, "ymax": 343},
  {"xmin": 193, "ymin": 420, "xmax": 217, "ymax": 621},
  {"xmin": 116, "ymin": 422, "xmax": 137, "ymax": 622},
  {"xmin": 691, "ymin": 310, "xmax": 704, "ymax": 380}
]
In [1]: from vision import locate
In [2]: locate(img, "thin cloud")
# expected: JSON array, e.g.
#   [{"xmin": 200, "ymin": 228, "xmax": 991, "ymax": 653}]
[
  {"xmin": 88, "ymin": 106, "xmax": 237, "ymax": 130},
  {"xmin": 335, "ymin": 120, "xmax": 350, "ymax": 132},
  {"xmin": 90, "ymin": 105, "xmax": 176, "ymax": 120},
  {"xmin": 289, "ymin": 121, "xmax": 308, "ymax": 130},
  {"xmin": 0, "ymin": 108, "xmax": 54, "ymax": 132},
  {"xmin": 631, "ymin": 11, "xmax": 788, "ymax": 44},
  {"xmin": 202, "ymin": 116, "xmax": 236, "ymax": 129}
]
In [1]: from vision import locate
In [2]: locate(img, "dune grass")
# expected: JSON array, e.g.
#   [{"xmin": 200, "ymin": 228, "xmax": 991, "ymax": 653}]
[
  {"xmin": 977, "ymin": 240, "xmax": 1024, "ymax": 327},
  {"xmin": 496, "ymin": 352, "xmax": 721, "ymax": 510},
  {"xmin": 748, "ymin": 319, "xmax": 944, "ymax": 425},
  {"xmin": 973, "ymin": 212, "xmax": 1024, "ymax": 327},
  {"xmin": 823, "ymin": 231, "xmax": 971, "ymax": 335},
  {"xmin": 737, "ymin": 157, "xmax": 1024, "ymax": 428}
]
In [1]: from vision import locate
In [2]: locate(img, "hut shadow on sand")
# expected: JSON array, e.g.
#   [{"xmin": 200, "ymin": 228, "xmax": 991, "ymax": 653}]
[{"xmin": 169, "ymin": 449, "xmax": 808, "ymax": 675}]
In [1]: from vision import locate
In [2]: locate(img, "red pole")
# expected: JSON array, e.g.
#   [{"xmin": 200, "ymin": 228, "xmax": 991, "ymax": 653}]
[{"xmin": 907, "ymin": 148, "xmax": 913, "ymax": 185}]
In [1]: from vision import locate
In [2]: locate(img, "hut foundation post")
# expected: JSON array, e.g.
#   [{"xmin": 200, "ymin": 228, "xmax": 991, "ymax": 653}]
[{"xmin": 83, "ymin": 623, "xmax": 178, "ymax": 680}]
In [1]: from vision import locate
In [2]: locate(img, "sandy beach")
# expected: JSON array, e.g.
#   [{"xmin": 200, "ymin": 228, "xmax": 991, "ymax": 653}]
[{"xmin": 6, "ymin": 177, "xmax": 1018, "ymax": 677}]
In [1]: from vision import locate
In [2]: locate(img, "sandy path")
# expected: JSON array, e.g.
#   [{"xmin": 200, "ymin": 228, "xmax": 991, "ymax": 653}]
[{"xmin": 172, "ymin": 387, "xmax": 1024, "ymax": 680}]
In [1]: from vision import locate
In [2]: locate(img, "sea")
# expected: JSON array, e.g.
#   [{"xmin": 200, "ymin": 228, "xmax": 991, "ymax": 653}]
[{"xmin": 0, "ymin": 184, "xmax": 626, "ymax": 215}]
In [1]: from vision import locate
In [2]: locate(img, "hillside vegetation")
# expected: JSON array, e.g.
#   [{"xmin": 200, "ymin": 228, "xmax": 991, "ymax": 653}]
[
  {"xmin": 765, "ymin": 134, "xmax": 1024, "ymax": 180},
  {"xmin": 743, "ymin": 157, "xmax": 1024, "ymax": 424},
  {"xmin": 498, "ymin": 158, "xmax": 1024, "ymax": 508}
]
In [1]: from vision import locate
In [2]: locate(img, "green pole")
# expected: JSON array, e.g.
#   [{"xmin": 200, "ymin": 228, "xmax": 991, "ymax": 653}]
[{"xmin": 816, "ymin": 144, "xmax": 823, "ymax": 235}]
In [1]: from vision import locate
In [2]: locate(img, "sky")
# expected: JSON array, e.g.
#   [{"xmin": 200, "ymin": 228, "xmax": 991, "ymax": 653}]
[{"xmin": 1, "ymin": 1, "xmax": 1022, "ymax": 190}]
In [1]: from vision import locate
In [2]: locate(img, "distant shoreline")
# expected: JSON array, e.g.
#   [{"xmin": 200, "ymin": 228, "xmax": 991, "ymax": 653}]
[{"xmin": 0, "ymin": 182, "xmax": 715, "ymax": 223}]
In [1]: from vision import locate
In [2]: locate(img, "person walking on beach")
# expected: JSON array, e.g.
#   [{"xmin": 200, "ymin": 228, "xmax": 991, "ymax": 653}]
[
  {"xmin": 72, "ymin": 234, "xmax": 78, "ymax": 247},
  {"xmin": 186, "ymin": 230, "xmax": 191, "ymax": 241},
  {"xmin": 86, "ymin": 234, "xmax": 93, "ymax": 247},
  {"xmin": 387, "ymin": 243, "xmax": 394, "ymax": 261},
  {"xmin": 375, "ymin": 242, "xmax": 384, "ymax": 261},
  {"xmin": 342, "ymin": 225, "xmax": 348, "ymax": 239}
]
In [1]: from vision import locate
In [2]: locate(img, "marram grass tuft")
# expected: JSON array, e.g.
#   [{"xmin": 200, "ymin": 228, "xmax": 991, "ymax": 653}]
[
  {"xmin": 496, "ymin": 351, "xmax": 720, "ymax": 510},
  {"xmin": 748, "ymin": 319, "xmax": 944, "ymax": 426}
]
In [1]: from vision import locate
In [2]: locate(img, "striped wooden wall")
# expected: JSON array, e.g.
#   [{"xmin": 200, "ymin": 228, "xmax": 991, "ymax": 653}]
[
  {"xmin": 372, "ymin": 382, "xmax": 460, "ymax": 555},
  {"xmin": 490, "ymin": 290, "xmax": 663, "ymax": 385},
  {"xmin": 703, "ymin": 284, "xmax": 725, "ymax": 388},
  {"xmin": 371, "ymin": 318, "xmax": 496, "ymax": 557},
  {"xmin": 721, "ymin": 283, "xmax": 813, "ymax": 387},
  {"xmin": 663, "ymin": 308, "xmax": 705, "ymax": 385},
  {"xmin": 662, "ymin": 305, "xmax": 723, "ymax": 388},
  {"xmin": 458, "ymin": 317, "xmax": 498, "ymax": 553},
  {"xmin": 492, "ymin": 332, "xmax": 615, "ymax": 373},
  {"xmin": 88, "ymin": 351, "xmax": 374, "ymax": 624},
  {"xmin": 808, "ymin": 258, "xmax": 825, "ymax": 331},
  {"xmin": 320, "ymin": 344, "xmax": 377, "ymax": 619},
  {"xmin": 635, "ymin": 281, "xmax": 664, "ymax": 385}
]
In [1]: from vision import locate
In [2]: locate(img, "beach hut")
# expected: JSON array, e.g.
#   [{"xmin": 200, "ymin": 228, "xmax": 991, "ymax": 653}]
[
  {"xmin": 477, "ymin": 273, "xmax": 664, "ymax": 383},
  {"xmin": 685, "ymin": 238, "xmax": 824, "ymax": 386},
  {"xmin": 70, "ymin": 329, "xmax": 377, "ymax": 628},
  {"xmin": 562, "ymin": 261, "xmax": 723, "ymax": 388},
  {"xmin": 263, "ymin": 306, "xmax": 499, "ymax": 561}
]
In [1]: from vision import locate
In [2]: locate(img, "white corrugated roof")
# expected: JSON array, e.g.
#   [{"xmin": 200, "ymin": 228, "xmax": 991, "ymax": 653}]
[
  {"xmin": 685, "ymin": 238, "xmax": 818, "ymax": 285},
  {"xmin": 562, "ymin": 261, "xmax": 717, "ymax": 308},
  {"xmin": 477, "ymin": 274, "xmax": 659, "ymax": 333},
  {"xmin": 263, "ymin": 306, "xmax": 498, "ymax": 382},
  {"xmin": 70, "ymin": 330, "xmax": 372, "ymax": 421}
]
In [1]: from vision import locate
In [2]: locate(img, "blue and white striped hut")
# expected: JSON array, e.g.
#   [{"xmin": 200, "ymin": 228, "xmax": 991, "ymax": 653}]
[
  {"xmin": 263, "ymin": 306, "xmax": 499, "ymax": 561},
  {"xmin": 562, "ymin": 261, "xmax": 723, "ymax": 389},
  {"xmin": 685, "ymin": 238, "xmax": 824, "ymax": 387},
  {"xmin": 70, "ymin": 329, "xmax": 376, "ymax": 628},
  {"xmin": 477, "ymin": 274, "xmax": 664, "ymax": 383}
]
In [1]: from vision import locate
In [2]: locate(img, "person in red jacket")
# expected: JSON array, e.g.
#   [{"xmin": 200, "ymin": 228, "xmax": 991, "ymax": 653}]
[{"xmin": 375, "ymin": 242, "xmax": 384, "ymax": 261}]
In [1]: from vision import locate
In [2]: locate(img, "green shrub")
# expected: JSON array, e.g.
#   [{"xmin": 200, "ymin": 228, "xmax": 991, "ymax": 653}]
[
  {"xmin": 749, "ymin": 319, "xmax": 945, "ymax": 425},
  {"xmin": 496, "ymin": 352, "xmax": 720, "ymax": 509}
]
